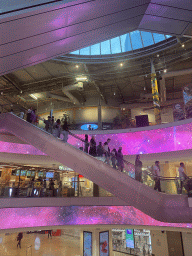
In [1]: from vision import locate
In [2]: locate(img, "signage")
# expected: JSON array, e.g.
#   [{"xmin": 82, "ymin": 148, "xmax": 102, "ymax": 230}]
[
  {"xmin": 125, "ymin": 229, "xmax": 134, "ymax": 249},
  {"xmin": 83, "ymin": 231, "xmax": 92, "ymax": 256},
  {"xmin": 99, "ymin": 231, "xmax": 109, "ymax": 256}
]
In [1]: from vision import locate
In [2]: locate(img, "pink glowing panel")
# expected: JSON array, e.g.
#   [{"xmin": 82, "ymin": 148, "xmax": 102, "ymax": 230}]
[
  {"xmin": 0, "ymin": 206, "xmax": 192, "ymax": 230},
  {"xmin": 0, "ymin": 141, "xmax": 45, "ymax": 155},
  {"xmin": 68, "ymin": 122, "xmax": 192, "ymax": 155}
]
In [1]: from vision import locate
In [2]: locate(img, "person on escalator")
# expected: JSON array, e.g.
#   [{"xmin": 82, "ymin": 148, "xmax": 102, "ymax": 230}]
[
  {"xmin": 153, "ymin": 161, "xmax": 161, "ymax": 192},
  {"xmin": 53, "ymin": 119, "xmax": 61, "ymax": 138},
  {"xmin": 111, "ymin": 148, "xmax": 117, "ymax": 169},
  {"xmin": 27, "ymin": 107, "xmax": 33, "ymax": 123},
  {"xmin": 104, "ymin": 138, "xmax": 111, "ymax": 164},
  {"xmin": 84, "ymin": 134, "xmax": 89, "ymax": 153},
  {"xmin": 117, "ymin": 147, "xmax": 124, "ymax": 172},
  {"xmin": 89, "ymin": 136, "xmax": 97, "ymax": 157},
  {"xmin": 61, "ymin": 120, "xmax": 69, "ymax": 142},
  {"xmin": 135, "ymin": 155, "xmax": 142, "ymax": 182},
  {"xmin": 97, "ymin": 142, "xmax": 104, "ymax": 157}
]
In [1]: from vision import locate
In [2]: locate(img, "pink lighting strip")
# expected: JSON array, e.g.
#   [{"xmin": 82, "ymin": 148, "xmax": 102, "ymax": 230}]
[{"xmin": 0, "ymin": 206, "xmax": 192, "ymax": 230}]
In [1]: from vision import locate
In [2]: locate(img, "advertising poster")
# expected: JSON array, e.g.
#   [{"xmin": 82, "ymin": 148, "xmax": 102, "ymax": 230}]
[
  {"xmin": 125, "ymin": 229, "xmax": 134, "ymax": 249},
  {"xmin": 83, "ymin": 231, "xmax": 92, "ymax": 256},
  {"xmin": 183, "ymin": 84, "xmax": 192, "ymax": 119},
  {"xmin": 100, "ymin": 231, "xmax": 109, "ymax": 256}
]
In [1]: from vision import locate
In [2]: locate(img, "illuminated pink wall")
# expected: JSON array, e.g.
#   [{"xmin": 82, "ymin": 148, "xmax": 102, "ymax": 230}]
[
  {"xmin": 0, "ymin": 206, "xmax": 192, "ymax": 230},
  {"xmin": 1, "ymin": 122, "xmax": 192, "ymax": 156},
  {"xmin": 68, "ymin": 122, "xmax": 192, "ymax": 155}
]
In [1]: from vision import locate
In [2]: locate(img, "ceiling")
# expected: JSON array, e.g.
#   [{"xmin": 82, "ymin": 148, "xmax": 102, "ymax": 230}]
[
  {"xmin": 0, "ymin": 0, "xmax": 192, "ymax": 76},
  {"xmin": 0, "ymin": 35, "xmax": 192, "ymax": 113}
]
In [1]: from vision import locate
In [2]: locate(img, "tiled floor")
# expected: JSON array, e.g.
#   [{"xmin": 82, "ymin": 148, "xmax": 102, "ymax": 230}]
[{"xmin": 0, "ymin": 232, "xmax": 80, "ymax": 256}]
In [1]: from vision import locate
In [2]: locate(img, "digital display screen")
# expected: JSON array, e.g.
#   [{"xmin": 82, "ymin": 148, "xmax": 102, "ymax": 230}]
[
  {"xmin": 16, "ymin": 170, "xmax": 20, "ymax": 176},
  {"xmin": 126, "ymin": 229, "xmax": 134, "ymax": 249},
  {"xmin": 81, "ymin": 124, "xmax": 98, "ymax": 130},
  {"xmin": 99, "ymin": 231, "xmax": 109, "ymax": 256},
  {"xmin": 0, "ymin": 206, "xmax": 192, "ymax": 230},
  {"xmin": 27, "ymin": 171, "xmax": 31, "ymax": 177},
  {"xmin": 83, "ymin": 232, "xmax": 92, "ymax": 256},
  {"xmin": 46, "ymin": 172, "xmax": 54, "ymax": 178},
  {"xmin": 20, "ymin": 170, "xmax": 26, "ymax": 176},
  {"xmin": 38, "ymin": 172, "xmax": 44, "ymax": 177}
]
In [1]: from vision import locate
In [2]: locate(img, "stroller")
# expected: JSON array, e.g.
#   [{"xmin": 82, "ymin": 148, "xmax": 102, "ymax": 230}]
[{"xmin": 183, "ymin": 178, "xmax": 192, "ymax": 197}]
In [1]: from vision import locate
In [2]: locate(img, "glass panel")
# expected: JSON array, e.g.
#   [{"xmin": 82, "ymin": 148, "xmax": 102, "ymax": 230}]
[
  {"xmin": 80, "ymin": 47, "xmax": 90, "ymax": 55},
  {"xmin": 130, "ymin": 30, "xmax": 143, "ymax": 50},
  {"xmin": 101, "ymin": 40, "xmax": 111, "ymax": 55},
  {"xmin": 166, "ymin": 35, "xmax": 172, "ymax": 39},
  {"xmin": 111, "ymin": 37, "xmax": 121, "ymax": 54},
  {"xmin": 120, "ymin": 34, "xmax": 132, "ymax": 52},
  {"xmin": 70, "ymin": 50, "xmax": 80, "ymax": 55},
  {"xmin": 91, "ymin": 44, "xmax": 100, "ymax": 55},
  {"xmin": 153, "ymin": 33, "xmax": 166, "ymax": 43},
  {"xmin": 140, "ymin": 31, "xmax": 154, "ymax": 47}
]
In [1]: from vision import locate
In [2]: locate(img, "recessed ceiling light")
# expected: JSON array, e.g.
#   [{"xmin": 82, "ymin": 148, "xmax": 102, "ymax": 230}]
[
  {"xmin": 30, "ymin": 94, "xmax": 37, "ymax": 100},
  {"xmin": 76, "ymin": 65, "xmax": 79, "ymax": 68},
  {"xmin": 157, "ymin": 54, "xmax": 159, "ymax": 57},
  {"xmin": 182, "ymin": 44, "xmax": 185, "ymax": 48},
  {"xmin": 114, "ymin": 92, "xmax": 116, "ymax": 95},
  {"xmin": 120, "ymin": 63, "xmax": 123, "ymax": 67},
  {"xmin": 163, "ymin": 69, "xmax": 167, "ymax": 73}
]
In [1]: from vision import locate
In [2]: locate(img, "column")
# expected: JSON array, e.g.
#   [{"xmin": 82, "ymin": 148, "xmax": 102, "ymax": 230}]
[
  {"xmin": 98, "ymin": 98, "xmax": 102, "ymax": 130},
  {"xmin": 160, "ymin": 77, "xmax": 166, "ymax": 102},
  {"xmin": 151, "ymin": 59, "xmax": 161, "ymax": 124}
]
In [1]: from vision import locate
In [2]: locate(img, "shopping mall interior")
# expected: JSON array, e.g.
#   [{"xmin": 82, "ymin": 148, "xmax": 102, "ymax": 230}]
[{"xmin": 0, "ymin": 0, "xmax": 192, "ymax": 255}]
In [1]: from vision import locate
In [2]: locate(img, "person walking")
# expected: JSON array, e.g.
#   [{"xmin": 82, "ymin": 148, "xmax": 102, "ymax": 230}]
[
  {"xmin": 89, "ymin": 136, "xmax": 97, "ymax": 157},
  {"xmin": 97, "ymin": 142, "xmax": 103, "ymax": 157},
  {"xmin": 135, "ymin": 155, "xmax": 142, "ymax": 182},
  {"xmin": 49, "ymin": 179, "xmax": 55, "ymax": 197},
  {"xmin": 17, "ymin": 232, "xmax": 23, "ymax": 249},
  {"xmin": 178, "ymin": 162, "xmax": 187, "ymax": 194},
  {"xmin": 61, "ymin": 120, "xmax": 69, "ymax": 142},
  {"xmin": 111, "ymin": 148, "xmax": 117, "ymax": 169},
  {"xmin": 48, "ymin": 230, "xmax": 52, "ymax": 238},
  {"xmin": 117, "ymin": 147, "xmax": 124, "ymax": 172},
  {"xmin": 153, "ymin": 161, "xmax": 161, "ymax": 192},
  {"xmin": 27, "ymin": 178, "xmax": 34, "ymax": 197}
]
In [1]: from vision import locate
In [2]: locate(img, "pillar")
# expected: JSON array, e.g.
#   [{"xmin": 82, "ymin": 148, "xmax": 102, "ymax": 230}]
[
  {"xmin": 160, "ymin": 77, "xmax": 166, "ymax": 102},
  {"xmin": 98, "ymin": 98, "xmax": 102, "ymax": 130},
  {"xmin": 151, "ymin": 59, "xmax": 161, "ymax": 124}
]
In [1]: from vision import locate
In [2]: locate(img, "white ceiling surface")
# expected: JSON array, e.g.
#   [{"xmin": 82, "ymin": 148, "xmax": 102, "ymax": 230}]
[{"xmin": 0, "ymin": 0, "xmax": 191, "ymax": 76}]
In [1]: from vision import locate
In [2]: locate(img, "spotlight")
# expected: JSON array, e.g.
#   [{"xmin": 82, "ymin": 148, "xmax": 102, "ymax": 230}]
[
  {"xmin": 144, "ymin": 86, "xmax": 146, "ymax": 91},
  {"xmin": 76, "ymin": 65, "xmax": 79, "ymax": 68},
  {"xmin": 1, "ymin": 92, "xmax": 3, "ymax": 95},
  {"xmin": 182, "ymin": 44, "xmax": 185, "ymax": 48},
  {"xmin": 120, "ymin": 63, "xmax": 123, "ymax": 67},
  {"xmin": 114, "ymin": 92, "xmax": 116, "ymax": 95},
  {"xmin": 20, "ymin": 90, "xmax": 23, "ymax": 94},
  {"xmin": 163, "ymin": 69, "xmax": 167, "ymax": 73},
  {"xmin": 157, "ymin": 54, "xmax": 159, "ymax": 57}
]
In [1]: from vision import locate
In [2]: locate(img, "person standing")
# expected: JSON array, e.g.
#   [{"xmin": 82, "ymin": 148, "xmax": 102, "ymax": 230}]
[
  {"xmin": 97, "ymin": 142, "xmax": 103, "ymax": 157},
  {"xmin": 17, "ymin": 232, "xmax": 23, "ymax": 249},
  {"xmin": 48, "ymin": 230, "xmax": 52, "ymax": 238},
  {"xmin": 153, "ymin": 161, "xmax": 161, "ymax": 192},
  {"xmin": 53, "ymin": 119, "xmax": 61, "ymax": 138},
  {"xmin": 103, "ymin": 138, "xmax": 111, "ymax": 164},
  {"xmin": 117, "ymin": 147, "xmax": 124, "ymax": 172},
  {"xmin": 89, "ymin": 136, "xmax": 97, "ymax": 157},
  {"xmin": 135, "ymin": 155, "xmax": 142, "ymax": 182},
  {"xmin": 111, "ymin": 148, "xmax": 117, "ymax": 169},
  {"xmin": 62, "ymin": 120, "xmax": 69, "ymax": 142},
  {"xmin": 178, "ymin": 162, "xmax": 187, "ymax": 194},
  {"xmin": 84, "ymin": 134, "xmax": 89, "ymax": 153},
  {"xmin": 27, "ymin": 107, "xmax": 33, "ymax": 123}
]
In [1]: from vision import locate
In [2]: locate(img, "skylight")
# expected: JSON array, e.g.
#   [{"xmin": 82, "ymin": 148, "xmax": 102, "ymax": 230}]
[{"xmin": 70, "ymin": 30, "xmax": 171, "ymax": 56}]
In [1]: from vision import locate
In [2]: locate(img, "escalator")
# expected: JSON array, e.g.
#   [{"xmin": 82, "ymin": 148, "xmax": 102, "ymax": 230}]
[{"xmin": 0, "ymin": 113, "xmax": 192, "ymax": 223}]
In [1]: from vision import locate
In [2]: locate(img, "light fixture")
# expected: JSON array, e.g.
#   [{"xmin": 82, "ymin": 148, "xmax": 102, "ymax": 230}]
[
  {"xmin": 1, "ymin": 92, "xmax": 3, "ymax": 95},
  {"xmin": 163, "ymin": 69, "xmax": 167, "ymax": 73},
  {"xmin": 157, "ymin": 54, "xmax": 159, "ymax": 57},
  {"xmin": 120, "ymin": 63, "xmax": 123, "ymax": 67},
  {"xmin": 114, "ymin": 92, "xmax": 116, "ymax": 95},
  {"xmin": 76, "ymin": 65, "xmax": 79, "ymax": 68},
  {"xmin": 182, "ymin": 44, "xmax": 185, "ymax": 48},
  {"xmin": 144, "ymin": 86, "xmax": 146, "ymax": 91},
  {"xmin": 20, "ymin": 90, "xmax": 23, "ymax": 94},
  {"xmin": 76, "ymin": 77, "xmax": 87, "ymax": 81},
  {"xmin": 30, "ymin": 94, "xmax": 37, "ymax": 100}
]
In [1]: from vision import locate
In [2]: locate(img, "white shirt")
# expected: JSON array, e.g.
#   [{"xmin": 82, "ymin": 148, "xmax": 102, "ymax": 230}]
[
  {"xmin": 153, "ymin": 165, "xmax": 160, "ymax": 177},
  {"xmin": 178, "ymin": 167, "xmax": 185, "ymax": 180}
]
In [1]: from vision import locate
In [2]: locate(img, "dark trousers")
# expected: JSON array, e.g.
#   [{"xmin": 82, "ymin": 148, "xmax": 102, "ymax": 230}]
[
  {"xmin": 17, "ymin": 239, "xmax": 21, "ymax": 248},
  {"xmin": 154, "ymin": 179, "xmax": 161, "ymax": 192},
  {"xmin": 135, "ymin": 171, "xmax": 142, "ymax": 182},
  {"xmin": 180, "ymin": 180, "xmax": 183, "ymax": 194}
]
